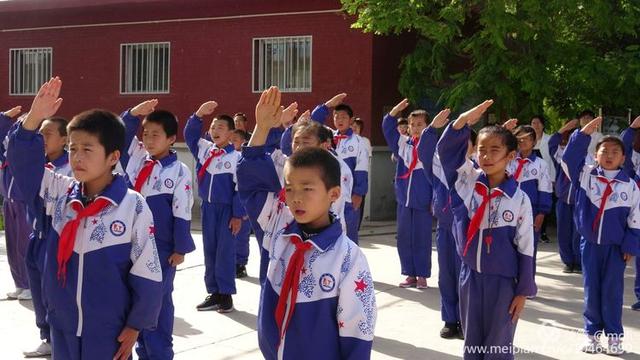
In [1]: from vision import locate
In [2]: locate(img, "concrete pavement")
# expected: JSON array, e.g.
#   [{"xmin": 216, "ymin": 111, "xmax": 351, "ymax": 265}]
[{"xmin": 1, "ymin": 222, "xmax": 639, "ymax": 359}]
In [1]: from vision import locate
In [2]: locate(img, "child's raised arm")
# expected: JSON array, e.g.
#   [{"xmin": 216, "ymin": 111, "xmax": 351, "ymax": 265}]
[
  {"xmin": 184, "ymin": 100, "xmax": 217, "ymax": 160},
  {"xmin": 381, "ymin": 99, "xmax": 409, "ymax": 156},
  {"xmin": 311, "ymin": 93, "xmax": 347, "ymax": 124},
  {"xmin": 621, "ymin": 116, "xmax": 640, "ymax": 177},
  {"xmin": 562, "ymin": 117, "xmax": 601, "ymax": 183},
  {"xmin": 120, "ymin": 99, "xmax": 157, "ymax": 170},
  {"xmin": 418, "ymin": 108, "xmax": 450, "ymax": 184}
]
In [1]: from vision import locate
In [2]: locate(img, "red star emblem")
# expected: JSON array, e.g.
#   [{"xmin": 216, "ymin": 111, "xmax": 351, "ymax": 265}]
[
  {"xmin": 185, "ymin": 184, "xmax": 191, "ymax": 191},
  {"xmin": 338, "ymin": 321, "xmax": 345, "ymax": 328},
  {"xmin": 91, "ymin": 219, "xmax": 98, "ymax": 225},
  {"xmin": 149, "ymin": 225, "xmax": 155, "ymax": 235},
  {"xmin": 354, "ymin": 279, "xmax": 367, "ymax": 292},
  {"xmin": 301, "ymin": 266, "xmax": 307, "ymax": 274}
]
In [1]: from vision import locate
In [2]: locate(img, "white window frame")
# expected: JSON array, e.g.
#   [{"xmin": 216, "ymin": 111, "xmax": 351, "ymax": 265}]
[
  {"xmin": 252, "ymin": 35, "xmax": 312, "ymax": 93},
  {"xmin": 9, "ymin": 47, "xmax": 53, "ymax": 96},
  {"xmin": 119, "ymin": 42, "xmax": 171, "ymax": 95}
]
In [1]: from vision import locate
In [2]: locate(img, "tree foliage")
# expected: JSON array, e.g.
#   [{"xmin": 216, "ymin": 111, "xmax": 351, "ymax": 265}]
[{"xmin": 341, "ymin": 0, "xmax": 640, "ymax": 124}]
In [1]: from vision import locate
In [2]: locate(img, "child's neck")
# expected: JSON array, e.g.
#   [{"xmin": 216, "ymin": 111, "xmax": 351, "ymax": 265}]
[
  {"xmin": 83, "ymin": 172, "xmax": 114, "ymax": 198},
  {"xmin": 215, "ymin": 141, "xmax": 229, "ymax": 149},
  {"xmin": 301, "ymin": 213, "xmax": 332, "ymax": 232},
  {"xmin": 46, "ymin": 149, "xmax": 64, "ymax": 162},
  {"xmin": 487, "ymin": 171, "xmax": 508, "ymax": 189},
  {"xmin": 152, "ymin": 148, "xmax": 171, "ymax": 160},
  {"xmin": 520, "ymin": 149, "xmax": 532, "ymax": 158},
  {"xmin": 338, "ymin": 129, "xmax": 349, "ymax": 135}
]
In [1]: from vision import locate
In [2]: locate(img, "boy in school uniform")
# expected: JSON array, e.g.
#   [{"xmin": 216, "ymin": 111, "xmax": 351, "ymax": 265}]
[
  {"xmin": 23, "ymin": 116, "xmax": 73, "ymax": 358},
  {"xmin": 547, "ymin": 119, "xmax": 583, "ymax": 274},
  {"xmin": 310, "ymin": 93, "xmax": 369, "ymax": 243},
  {"xmin": 120, "ymin": 100, "xmax": 196, "ymax": 359},
  {"xmin": 231, "ymin": 128, "xmax": 253, "ymax": 279},
  {"xmin": 381, "ymin": 99, "xmax": 435, "ymax": 289},
  {"xmin": 184, "ymin": 101, "xmax": 243, "ymax": 313},
  {"xmin": 8, "ymin": 77, "xmax": 163, "ymax": 360},
  {"xmin": 0, "ymin": 105, "xmax": 33, "ymax": 301},
  {"xmin": 506, "ymin": 124, "xmax": 553, "ymax": 277},
  {"xmin": 437, "ymin": 100, "xmax": 536, "ymax": 359},
  {"xmin": 562, "ymin": 117, "xmax": 640, "ymax": 354},
  {"xmin": 237, "ymin": 87, "xmax": 376, "ymax": 359}
]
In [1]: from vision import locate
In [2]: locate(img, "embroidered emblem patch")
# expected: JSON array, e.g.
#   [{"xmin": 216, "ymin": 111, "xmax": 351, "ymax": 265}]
[
  {"xmin": 502, "ymin": 210, "xmax": 514, "ymax": 222},
  {"xmin": 224, "ymin": 161, "xmax": 231, "ymax": 169},
  {"xmin": 319, "ymin": 273, "xmax": 336, "ymax": 292},
  {"xmin": 621, "ymin": 192, "xmax": 628, "ymax": 201},
  {"xmin": 110, "ymin": 220, "xmax": 126, "ymax": 236},
  {"xmin": 348, "ymin": 145, "xmax": 354, "ymax": 152},
  {"xmin": 531, "ymin": 168, "xmax": 538, "ymax": 176},
  {"xmin": 164, "ymin": 178, "xmax": 174, "ymax": 188}
]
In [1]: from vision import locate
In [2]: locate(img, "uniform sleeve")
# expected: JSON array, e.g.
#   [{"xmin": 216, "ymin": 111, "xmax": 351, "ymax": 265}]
[
  {"xmin": 311, "ymin": 104, "xmax": 330, "ymax": 125},
  {"xmin": 561, "ymin": 131, "xmax": 590, "ymax": 184},
  {"xmin": 437, "ymin": 124, "xmax": 477, "ymax": 190},
  {"xmin": 621, "ymin": 128, "xmax": 636, "ymax": 178},
  {"xmin": 352, "ymin": 139, "xmax": 369, "ymax": 196},
  {"xmin": 7, "ymin": 124, "xmax": 74, "ymax": 216},
  {"xmin": 622, "ymin": 183, "xmax": 640, "ymax": 256},
  {"xmin": 232, "ymin": 157, "xmax": 244, "ymax": 219},
  {"xmin": 184, "ymin": 113, "xmax": 207, "ymax": 162},
  {"xmin": 513, "ymin": 193, "xmax": 537, "ymax": 297},
  {"xmin": 172, "ymin": 165, "xmax": 195, "ymax": 255},
  {"xmin": 536, "ymin": 160, "xmax": 553, "ymax": 214},
  {"xmin": 126, "ymin": 198, "xmax": 163, "ymax": 330},
  {"xmin": 120, "ymin": 110, "xmax": 142, "ymax": 170},
  {"xmin": 381, "ymin": 113, "xmax": 401, "ymax": 155},
  {"xmin": 547, "ymin": 132, "xmax": 562, "ymax": 170},
  {"xmin": 418, "ymin": 126, "xmax": 438, "ymax": 185},
  {"xmin": 337, "ymin": 245, "xmax": 376, "ymax": 359},
  {"xmin": 280, "ymin": 125, "xmax": 293, "ymax": 156}
]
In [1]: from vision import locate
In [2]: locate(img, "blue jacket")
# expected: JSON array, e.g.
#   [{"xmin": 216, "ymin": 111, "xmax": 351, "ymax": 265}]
[
  {"xmin": 311, "ymin": 104, "xmax": 369, "ymax": 196},
  {"xmin": 0, "ymin": 115, "xmax": 26, "ymax": 201},
  {"xmin": 418, "ymin": 126, "xmax": 452, "ymax": 223},
  {"xmin": 7, "ymin": 124, "xmax": 163, "ymax": 335},
  {"xmin": 237, "ymin": 145, "xmax": 376, "ymax": 360},
  {"xmin": 548, "ymin": 132, "xmax": 575, "ymax": 205},
  {"xmin": 506, "ymin": 152, "xmax": 553, "ymax": 215},
  {"xmin": 437, "ymin": 124, "xmax": 536, "ymax": 297},
  {"xmin": 562, "ymin": 131, "xmax": 640, "ymax": 254},
  {"xmin": 121, "ymin": 111, "xmax": 196, "ymax": 259},
  {"xmin": 381, "ymin": 114, "xmax": 432, "ymax": 210}
]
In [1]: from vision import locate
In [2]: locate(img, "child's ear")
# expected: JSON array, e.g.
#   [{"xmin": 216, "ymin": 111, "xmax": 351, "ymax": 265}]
[
  {"xmin": 328, "ymin": 185, "xmax": 341, "ymax": 203},
  {"xmin": 507, "ymin": 150, "xmax": 517, "ymax": 162},
  {"xmin": 108, "ymin": 150, "xmax": 121, "ymax": 167},
  {"xmin": 169, "ymin": 135, "xmax": 177, "ymax": 145}
]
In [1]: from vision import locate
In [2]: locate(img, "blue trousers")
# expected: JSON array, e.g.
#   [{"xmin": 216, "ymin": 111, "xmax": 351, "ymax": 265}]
[
  {"xmin": 396, "ymin": 205, "xmax": 432, "ymax": 277},
  {"xmin": 436, "ymin": 222, "xmax": 460, "ymax": 323},
  {"xmin": 136, "ymin": 263, "xmax": 176, "ymax": 360},
  {"xmin": 202, "ymin": 202, "xmax": 236, "ymax": 294},
  {"xmin": 26, "ymin": 233, "xmax": 50, "ymax": 341},
  {"xmin": 344, "ymin": 202, "xmax": 360, "ymax": 244},
  {"xmin": 459, "ymin": 264, "xmax": 517, "ymax": 360},
  {"xmin": 636, "ymin": 257, "xmax": 640, "ymax": 301},
  {"xmin": 556, "ymin": 202, "xmax": 581, "ymax": 267},
  {"xmin": 3, "ymin": 199, "xmax": 30, "ymax": 289},
  {"xmin": 235, "ymin": 218, "xmax": 252, "ymax": 266},
  {"xmin": 51, "ymin": 327, "xmax": 125, "ymax": 360},
  {"xmin": 581, "ymin": 240, "xmax": 626, "ymax": 336}
]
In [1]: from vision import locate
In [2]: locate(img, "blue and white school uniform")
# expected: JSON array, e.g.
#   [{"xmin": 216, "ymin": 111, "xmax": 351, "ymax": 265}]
[
  {"xmin": 562, "ymin": 131, "xmax": 640, "ymax": 338},
  {"xmin": 438, "ymin": 124, "xmax": 536, "ymax": 360},
  {"xmin": 620, "ymin": 128, "xmax": 640, "ymax": 306},
  {"xmin": 237, "ymin": 145, "xmax": 376, "ymax": 360},
  {"xmin": 8, "ymin": 124, "xmax": 163, "ymax": 359},
  {"xmin": 382, "ymin": 114, "xmax": 433, "ymax": 279},
  {"xmin": 184, "ymin": 114, "xmax": 243, "ymax": 295}
]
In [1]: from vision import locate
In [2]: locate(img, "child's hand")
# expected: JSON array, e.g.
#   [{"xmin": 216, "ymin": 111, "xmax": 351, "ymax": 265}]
[
  {"xmin": 390, "ymin": 99, "xmax": 409, "ymax": 118},
  {"xmin": 502, "ymin": 118, "xmax": 518, "ymax": 131},
  {"xmin": 196, "ymin": 101, "xmax": 218, "ymax": 118},
  {"xmin": 2, "ymin": 106, "xmax": 22, "ymax": 119},
  {"xmin": 168, "ymin": 252, "xmax": 185, "ymax": 267},
  {"xmin": 325, "ymin": 93, "xmax": 347, "ymax": 108},
  {"xmin": 114, "ymin": 326, "xmax": 139, "ymax": 360},
  {"xmin": 298, "ymin": 110, "xmax": 311, "ymax": 123},
  {"xmin": 130, "ymin": 99, "xmax": 158, "ymax": 117},
  {"xmin": 24, "ymin": 77, "xmax": 63, "ymax": 131},
  {"xmin": 534, "ymin": 214, "xmax": 545, "ymax": 232},
  {"xmin": 281, "ymin": 102, "xmax": 299, "ymax": 126},
  {"xmin": 580, "ymin": 117, "xmax": 602, "ymax": 135},
  {"xmin": 630, "ymin": 115, "xmax": 640, "ymax": 129},
  {"xmin": 623, "ymin": 253, "xmax": 634, "ymax": 263},
  {"xmin": 508, "ymin": 295, "xmax": 526, "ymax": 323},
  {"xmin": 559, "ymin": 119, "xmax": 579, "ymax": 134},
  {"xmin": 255, "ymin": 86, "xmax": 283, "ymax": 130},
  {"xmin": 452, "ymin": 100, "xmax": 493, "ymax": 130},
  {"xmin": 229, "ymin": 217, "xmax": 242, "ymax": 236},
  {"xmin": 351, "ymin": 194, "xmax": 363, "ymax": 209},
  {"xmin": 431, "ymin": 108, "xmax": 451, "ymax": 129}
]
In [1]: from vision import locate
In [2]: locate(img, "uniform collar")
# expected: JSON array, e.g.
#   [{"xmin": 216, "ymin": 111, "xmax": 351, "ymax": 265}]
[
  {"xmin": 335, "ymin": 128, "xmax": 353, "ymax": 137},
  {"xmin": 476, "ymin": 172, "xmax": 517, "ymax": 199},
  {"xmin": 516, "ymin": 152, "xmax": 537, "ymax": 162},
  {"xmin": 591, "ymin": 166, "xmax": 630, "ymax": 183},
  {"xmin": 47, "ymin": 151, "xmax": 69, "ymax": 168},
  {"xmin": 282, "ymin": 219, "xmax": 342, "ymax": 253},
  {"xmin": 214, "ymin": 143, "xmax": 235, "ymax": 154},
  {"xmin": 148, "ymin": 150, "xmax": 177, "ymax": 167},
  {"xmin": 68, "ymin": 174, "xmax": 128, "ymax": 207}
]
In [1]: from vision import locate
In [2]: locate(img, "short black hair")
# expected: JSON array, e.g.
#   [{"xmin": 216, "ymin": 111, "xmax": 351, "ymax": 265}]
[
  {"xmin": 234, "ymin": 112, "xmax": 247, "ymax": 122},
  {"xmin": 286, "ymin": 147, "xmax": 340, "ymax": 190},
  {"xmin": 397, "ymin": 118, "xmax": 408, "ymax": 126},
  {"xmin": 469, "ymin": 129, "xmax": 478, "ymax": 146},
  {"xmin": 143, "ymin": 110, "xmax": 178, "ymax": 137},
  {"xmin": 334, "ymin": 104, "xmax": 353, "ymax": 118},
  {"xmin": 477, "ymin": 125, "xmax": 518, "ymax": 152},
  {"xmin": 578, "ymin": 110, "xmax": 596, "ymax": 119},
  {"xmin": 232, "ymin": 129, "xmax": 251, "ymax": 141},
  {"xmin": 68, "ymin": 109, "xmax": 125, "ymax": 156},
  {"xmin": 596, "ymin": 136, "xmax": 625, "ymax": 155},
  {"xmin": 292, "ymin": 120, "xmax": 333, "ymax": 145},
  {"xmin": 409, "ymin": 109, "xmax": 429, "ymax": 121},
  {"xmin": 515, "ymin": 125, "xmax": 537, "ymax": 142},
  {"xmin": 215, "ymin": 114, "xmax": 235, "ymax": 130},
  {"xmin": 531, "ymin": 115, "xmax": 545, "ymax": 128},
  {"xmin": 43, "ymin": 116, "xmax": 68, "ymax": 136}
]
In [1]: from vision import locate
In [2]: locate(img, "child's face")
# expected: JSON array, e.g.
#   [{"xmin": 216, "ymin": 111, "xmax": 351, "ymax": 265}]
[
  {"xmin": 234, "ymin": 116, "xmax": 247, "ymax": 131},
  {"xmin": 408, "ymin": 115, "xmax": 427, "ymax": 137},
  {"xmin": 580, "ymin": 114, "xmax": 594, "ymax": 127},
  {"xmin": 517, "ymin": 134, "xmax": 535, "ymax": 154},
  {"xmin": 209, "ymin": 119, "xmax": 232, "ymax": 147},
  {"xmin": 397, "ymin": 124, "xmax": 408, "ymax": 136},
  {"xmin": 39, "ymin": 120, "xmax": 67, "ymax": 159},
  {"xmin": 284, "ymin": 165, "xmax": 340, "ymax": 228},
  {"xmin": 530, "ymin": 118, "xmax": 544, "ymax": 134},
  {"xmin": 68, "ymin": 130, "xmax": 119, "ymax": 183},
  {"xmin": 230, "ymin": 132, "xmax": 244, "ymax": 151},
  {"xmin": 292, "ymin": 130, "xmax": 322, "ymax": 153},
  {"xmin": 142, "ymin": 121, "xmax": 175, "ymax": 158},
  {"xmin": 476, "ymin": 134, "xmax": 516, "ymax": 177},
  {"xmin": 333, "ymin": 110, "xmax": 353, "ymax": 133},
  {"xmin": 596, "ymin": 141, "xmax": 625, "ymax": 170},
  {"xmin": 351, "ymin": 123, "xmax": 362, "ymax": 135}
]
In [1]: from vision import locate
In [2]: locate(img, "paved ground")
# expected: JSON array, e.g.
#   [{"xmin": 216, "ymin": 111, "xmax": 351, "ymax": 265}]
[{"xmin": 1, "ymin": 222, "xmax": 639, "ymax": 359}]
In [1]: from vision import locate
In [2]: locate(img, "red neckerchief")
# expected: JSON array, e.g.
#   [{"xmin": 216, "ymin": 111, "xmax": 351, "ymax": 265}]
[
  {"xmin": 198, "ymin": 148, "xmax": 226, "ymax": 182},
  {"xmin": 134, "ymin": 159, "xmax": 157, "ymax": 192},
  {"xmin": 398, "ymin": 136, "xmax": 419, "ymax": 179},
  {"xmin": 463, "ymin": 183, "xmax": 503, "ymax": 256}
]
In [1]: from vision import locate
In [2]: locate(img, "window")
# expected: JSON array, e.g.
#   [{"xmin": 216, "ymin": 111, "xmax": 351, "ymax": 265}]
[
  {"xmin": 9, "ymin": 48, "xmax": 52, "ymax": 95},
  {"xmin": 253, "ymin": 36, "xmax": 311, "ymax": 92},
  {"xmin": 120, "ymin": 42, "xmax": 170, "ymax": 94}
]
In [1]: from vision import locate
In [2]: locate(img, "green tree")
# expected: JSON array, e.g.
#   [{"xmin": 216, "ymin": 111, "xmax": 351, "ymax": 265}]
[{"xmin": 341, "ymin": 0, "xmax": 640, "ymax": 123}]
